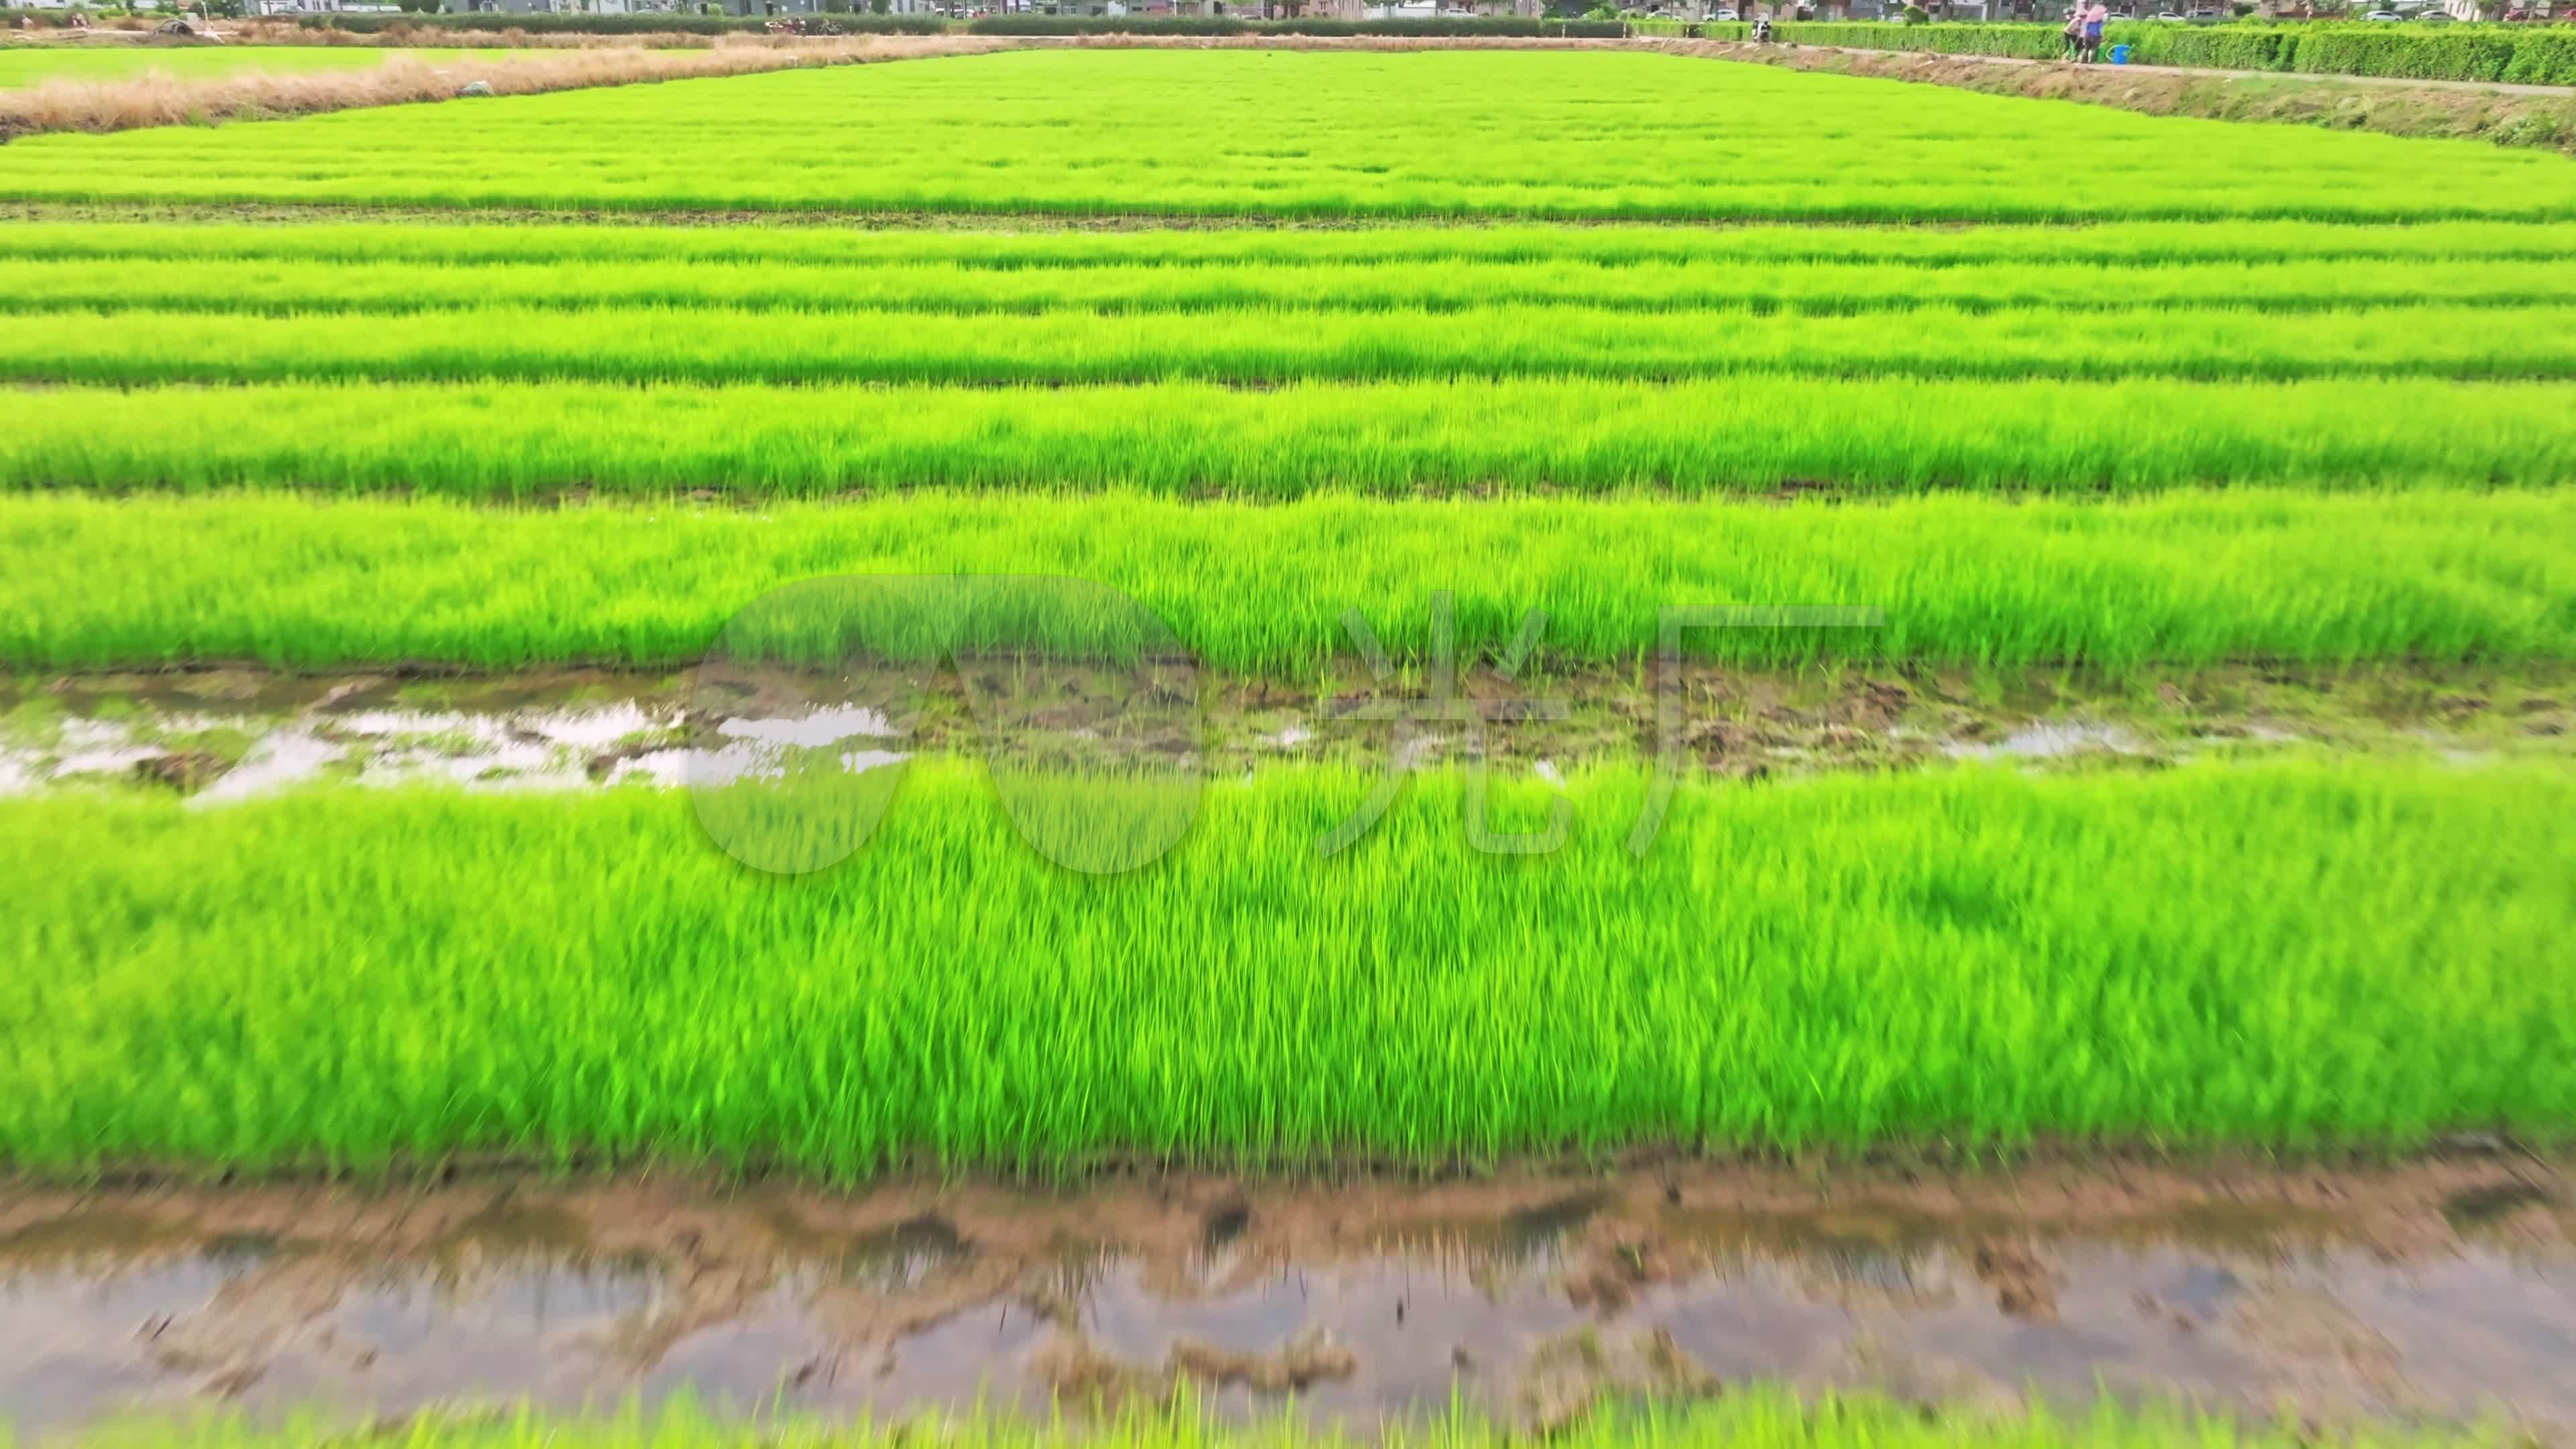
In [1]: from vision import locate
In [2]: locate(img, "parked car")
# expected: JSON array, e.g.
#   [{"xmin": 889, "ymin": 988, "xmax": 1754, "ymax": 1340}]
[
  {"xmin": 2361, "ymin": 8, "xmax": 2406, "ymax": 17},
  {"xmin": 1709, "ymin": 6, "xmax": 1738, "ymax": 17},
  {"xmin": 2150, "ymin": 10, "xmax": 2187, "ymax": 19}
]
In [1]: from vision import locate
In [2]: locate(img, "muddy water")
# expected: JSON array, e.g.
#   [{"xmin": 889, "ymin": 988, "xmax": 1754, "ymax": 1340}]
[
  {"xmin": 1, "ymin": 1159, "xmax": 2571, "ymax": 1435},
  {"xmin": 3, "ymin": 661, "xmax": 2573, "ymax": 800}
]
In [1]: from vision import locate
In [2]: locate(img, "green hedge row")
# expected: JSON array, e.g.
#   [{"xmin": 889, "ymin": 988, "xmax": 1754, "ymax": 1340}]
[
  {"xmin": 2284, "ymin": 25, "xmax": 2576, "ymax": 83},
  {"xmin": 963, "ymin": 14, "xmax": 1627, "ymax": 36},
  {"xmin": 1770, "ymin": 20, "xmax": 2576, "ymax": 85},
  {"xmin": 1772, "ymin": 19, "xmax": 2063, "ymax": 56},
  {"xmin": 1631, "ymin": 17, "xmax": 1753, "ymax": 36},
  {"xmin": 280, "ymin": 11, "xmax": 944, "ymax": 35},
  {"xmin": 1, "ymin": 7, "xmax": 128, "ymax": 26}
]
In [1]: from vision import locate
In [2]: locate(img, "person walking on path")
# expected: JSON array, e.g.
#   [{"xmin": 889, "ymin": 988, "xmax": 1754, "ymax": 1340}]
[
  {"xmin": 2080, "ymin": 1, "xmax": 2109, "ymax": 63},
  {"xmin": 2060, "ymin": 4, "xmax": 2086, "ymax": 60}
]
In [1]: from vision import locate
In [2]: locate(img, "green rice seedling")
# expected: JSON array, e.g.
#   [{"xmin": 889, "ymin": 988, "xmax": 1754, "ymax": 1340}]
[
  {"xmin": 6, "ymin": 378, "xmax": 2571, "ymax": 498},
  {"xmin": 0, "ymin": 489, "xmax": 2567, "ymax": 672},
  {"xmin": 5, "ymin": 300, "xmax": 2571, "ymax": 388},
  {"xmin": 11, "ymin": 217, "xmax": 2573, "ymax": 270},
  {"xmin": 2, "ymin": 759, "xmax": 2570, "ymax": 1174},
  {"xmin": 0, "ymin": 52, "xmax": 2566, "ymax": 220},
  {"xmin": 49, "ymin": 1391, "xmax": 2518, "ymax": 1449},
  {"xmin": 13, "ymin": 248, "xmax": 2576, "ymax": 319}
]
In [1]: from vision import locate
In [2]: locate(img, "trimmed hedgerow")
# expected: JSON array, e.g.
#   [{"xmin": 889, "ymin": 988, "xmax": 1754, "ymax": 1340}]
[
  {"xmin": 963, "ymin": 14, "xmax": 1626, "ymax": 36},
  {"xmin": 287, "ymin": 10, "xmax": 945, "ymax": 34},
  {"xmin": 1770, "ymin": 20, "xmax": 2576, "ymax": 85}
]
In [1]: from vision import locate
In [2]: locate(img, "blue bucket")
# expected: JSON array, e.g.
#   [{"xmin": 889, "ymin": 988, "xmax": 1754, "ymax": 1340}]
[{"xmin": 2108, "ymin": 42, "xmax": 2131, "ymax": 62}]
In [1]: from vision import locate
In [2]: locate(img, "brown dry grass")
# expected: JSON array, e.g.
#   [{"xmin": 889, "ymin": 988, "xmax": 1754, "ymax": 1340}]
[
  {"xmin": 0, "ymin": 34, "xmax": 1003, "ymax": 141},
  {"xmin": 195, "ymin": 21, "xmax": 830, "ymax": 50}
]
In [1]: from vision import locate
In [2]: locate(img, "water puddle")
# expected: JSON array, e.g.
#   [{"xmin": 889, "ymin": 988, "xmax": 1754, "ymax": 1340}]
[
  {"xmin": 0, "ymin": 1159, "xmax": 2567, "ymax": 1433},
  {"xmin": 3, "ymin": 662, "xmax": 2573, "ymax": 802},
  {"xmin": 1939, "ymin": 721, "xmax": 2142, "ymax": 761},
  {"xmin": 0, "ymin": 671, "xmax": 928, "ymax": 803}
]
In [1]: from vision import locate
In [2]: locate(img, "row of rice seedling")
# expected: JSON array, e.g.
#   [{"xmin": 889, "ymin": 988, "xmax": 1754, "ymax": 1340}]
[
  {"xmin": 2, "ymin": 52, "xmax": 2567, "ymax": 219},
  {"xmin": 40, "ymin": 1392, "xmax": 2506, "ymax": 1449},
  {"xmin": 6, "ymin": 760, "xmax": 2570, "ymax": 1173},
  {"xmin": 5, "ymin": 490, "xmax": 2566, "ymax": 671},
  {"xmin": 21, "ymin": 250, "xmax": 2576, "ymax": 319},
  {"xmin": 37, "ymin": 1388, "xmax": 2520, "ymax": 1449},
  {"xmin": 17, "ymin": 216, "xmax": 2573, "ymax": 270},
  {"xmin": 13, "ymin": 300, "xmax": 2572, "ymax": 387},
  {"xmin": 11, "ymin": 378, "xmax": 2571, "ymax": 498}
]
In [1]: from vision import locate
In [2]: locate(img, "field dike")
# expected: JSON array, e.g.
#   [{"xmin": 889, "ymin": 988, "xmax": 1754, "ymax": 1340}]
[
  {"xmin": 1672, "ymin": 39, "xmax": 2576, "ymax": 156},
  {"xmin": 0, "ymin": 1157, "xmax": 2566, "ymax": 1431}
]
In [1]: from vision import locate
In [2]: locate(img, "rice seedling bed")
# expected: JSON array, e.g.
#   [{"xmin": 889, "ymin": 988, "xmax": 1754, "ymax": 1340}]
[
  {"xmin": 1, "ymin": 51, "xmax": 2567, "ymax": 219},
  {"xmin": 21, "ymin": 1395, "xmax": 2524, "ymax": 1449},
  {"xmin": 19, "ymin": 227, "xmax": 2576, "ymax": 317},
  {"xmin": 10, "ymin": 210, "xmax": 2570, "ymax": 494},
  {"xmin": 18, "ymin": 213, "xmax": 2576, "ymax": 262},
  {"xmin": 5, "ymin": 490, "xmax": 2568, "ymax": 672},
  {"xmin": 16, "ymin": 299, "xmax": 2576, "ymax": 388},
  {"xmin": 11, "ymin": 378, "xmax": 2574, "ymax": 498},
  {"xmin": 7, "ymin": 758, "xmax": 2573, "ymax": 1174}
]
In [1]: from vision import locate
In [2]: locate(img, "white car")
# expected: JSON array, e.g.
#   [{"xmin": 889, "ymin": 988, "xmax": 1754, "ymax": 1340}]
[{"xmin": 2361, "ymin": 8, "xmax": 2406, "ymax": 17}]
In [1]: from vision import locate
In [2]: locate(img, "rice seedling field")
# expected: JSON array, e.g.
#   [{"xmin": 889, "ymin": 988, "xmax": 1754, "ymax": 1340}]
[
  {"xmin": 5, "ymin": 31, "xmax": 2576, "ymax": 1263},
  {"xmin": 4, "ymin": 46, "xmax": 2576, "ymax": 1432},
  {"xmin": 2, "ymin": 50, "xmax": 2570, "ymax": 219},
  {"xmin": 7, "ymin": 489, "xmax": 2572, "ymax": 669}
]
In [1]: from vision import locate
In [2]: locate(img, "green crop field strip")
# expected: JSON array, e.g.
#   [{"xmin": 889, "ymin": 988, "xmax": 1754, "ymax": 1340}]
[
  {"xmin": 39, "ymin": 1395, "xmax": 2517, "ymax": 1449},
  {"xmin": 5, "ymin": 42, "xmax": 2575, "ymax": 1199},
  {"xmin": 2, "ymin": 51, "xmax": 2571, "ymax": 218},
  {"xmin": 5, "ymin": 490, "xmax": 2571, "ymax": 669},
  {"xmin": 10, "ymin": 762, "xmax": 2573, "ymax": 1173},
  {"xmin": 14, "ymin": 376, "xmax": 2574, "ymax": 497}
]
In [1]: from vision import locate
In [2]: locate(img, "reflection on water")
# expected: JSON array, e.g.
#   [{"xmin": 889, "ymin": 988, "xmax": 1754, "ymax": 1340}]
[
  {"xmin": 0, "ymin": 1169, "xmax": 2568, "ymax": 1434},
  {"xmin": 0, "ymin": 680, "xmax": 923, "ymax": 803}
]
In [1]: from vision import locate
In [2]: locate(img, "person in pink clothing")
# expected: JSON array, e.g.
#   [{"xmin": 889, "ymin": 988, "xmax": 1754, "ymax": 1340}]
[{"xmin": 2080, "ymin": 1, "xmax": 2109, "ymax": 62}]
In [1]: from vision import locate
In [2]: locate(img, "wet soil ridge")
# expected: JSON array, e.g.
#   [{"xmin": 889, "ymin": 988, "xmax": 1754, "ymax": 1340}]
[
  {"xmin": 0, "ymin": 1157, "xmax": 2568, "ymax": 1433},
  {"xmin": 3, "ymin": 661, "xmax": 2569, "ymax": 799}
]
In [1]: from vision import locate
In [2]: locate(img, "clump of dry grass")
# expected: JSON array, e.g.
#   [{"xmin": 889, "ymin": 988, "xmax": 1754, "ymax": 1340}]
[
  {"xmin": 0, "ymin": 35, "xmax": 1002, "ymax": 140},
  {"xmin": 209, "ymin": 20, "xmax": 839, "ymax": 49},
  {"xmin": 228, "ymin": 23, "xmax": 715, "ymax": 50}
]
